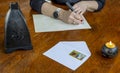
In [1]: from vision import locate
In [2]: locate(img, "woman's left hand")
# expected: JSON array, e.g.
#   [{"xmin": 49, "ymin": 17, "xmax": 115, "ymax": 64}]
[{"xmin": 72, "ymin": 1, "xmax": 88, "ymax": 15}]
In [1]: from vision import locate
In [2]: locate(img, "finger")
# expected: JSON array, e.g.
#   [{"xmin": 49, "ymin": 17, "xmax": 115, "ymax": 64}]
[
  {"xmin": 80, "ymin": 9, "xmax": 86, "ymax": 15},
  {"xmin": 68, "ymin": 18, "xmax": 73, "ymax": 24},
  {"xmin": 74, "ymin": 7, "xmax": 81, "ymax": 13},
  {"xmin": 72, "ymin": 5, "xmax": 78, "ymax": 9},
  {"xmin": 69, "ymin": 12, "xmax": 83, "ymax": 24},
  {"xmin": 69, "ymin": 15, "xmax": 82, "ymax": 25},
  {"xmin": 68, "ymin": 15, "xmax": 75, "ymax": 24},
  {"xmin": 68, "ymin": 15, "xmax": 80, "ymax": 25},
  {"xmin": 74, "ymin": 7, "xmax": 86, "ymax": 15},
  {"xmin": 74, "ymin": 13, "xmax": 83, "ymax": 21},
  {"xmin": 74, "ymin": 8, "xmax": 83, "ymax": 14},
  {"xmin": 74, "ymin": 7, "xmax": 83, "ymax": 14},
  {"xmin": 76, "ymin": 9, "xmax": 82, "ymax": 14},
  {"xmin": 73, "ymin": 19, "xmax": 82, "ymax": 24}
]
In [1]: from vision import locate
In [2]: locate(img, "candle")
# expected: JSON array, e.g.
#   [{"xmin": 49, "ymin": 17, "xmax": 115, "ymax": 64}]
[
  {"xmin": 102, "ymin": 41, "xmax": 118, "ymax": 58},
  {"xmin": 105, "ymin": 41, "xmax": 115, "ymax": 48}
]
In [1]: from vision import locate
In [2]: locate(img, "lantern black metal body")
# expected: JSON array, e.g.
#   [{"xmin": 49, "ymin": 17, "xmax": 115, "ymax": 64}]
[{"xmin": 5, "ymin": 2, "xmax": 33, "ymax": 53}]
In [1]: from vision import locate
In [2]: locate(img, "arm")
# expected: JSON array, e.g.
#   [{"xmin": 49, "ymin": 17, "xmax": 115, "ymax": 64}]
[
  {"xmin": 30, "ymin": 0, "xmax": 82, "ymax": 24},
  {"xmin": 95, "ymin": 0, "xmax": 105, "ymax": 11},
  {"xmin": 30, "ymin": 0, "xmax": 105, "ymax": 25},
  {"xmin": 73, "ymin": 0, "xmax": 105, "ymax": 14}
]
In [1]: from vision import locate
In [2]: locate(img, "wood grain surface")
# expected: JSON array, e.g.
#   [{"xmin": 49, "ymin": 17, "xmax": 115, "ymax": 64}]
[{"xmin": 0, "ymin": 0, "xmax": 120, "ymax": 73}]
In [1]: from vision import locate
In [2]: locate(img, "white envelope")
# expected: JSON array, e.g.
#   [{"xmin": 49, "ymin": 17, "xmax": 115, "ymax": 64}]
[
  {"xmin": 33, "ymin": 14, "xmax": 91, "ymax": 32},
  {"xmin": 43, "ymin": 41, "xmax": 91, "ymax": 70}
]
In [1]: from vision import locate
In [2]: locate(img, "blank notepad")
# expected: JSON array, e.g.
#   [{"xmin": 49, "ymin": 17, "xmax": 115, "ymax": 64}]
[{"xmin": 33, "ymin": 14, "xmax": 91, "ymax": 32}]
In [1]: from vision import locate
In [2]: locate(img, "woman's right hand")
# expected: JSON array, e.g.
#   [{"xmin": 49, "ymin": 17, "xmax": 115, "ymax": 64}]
[{"xmin": 59, "ymin": 9, "xmax": 83, "ymax": 25}]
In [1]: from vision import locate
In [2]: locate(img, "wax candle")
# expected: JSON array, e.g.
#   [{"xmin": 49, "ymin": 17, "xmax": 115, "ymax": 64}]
[
  {"xmin": 102, "ymin": 41, "xmax": 118, "ymax": 58},
  {"xmin": 105, "ymin": 41, "xmax": 115, "ymax": 48}
]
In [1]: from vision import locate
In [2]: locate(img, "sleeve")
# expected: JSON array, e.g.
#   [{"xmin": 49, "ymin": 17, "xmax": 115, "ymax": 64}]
[
  {"xmin": 30, "ymin": 0, "xmax": 46, "ymax": 13},
  {"xmin": 95, "ymin": 0, "xmax": 105, "ymax": 12}
]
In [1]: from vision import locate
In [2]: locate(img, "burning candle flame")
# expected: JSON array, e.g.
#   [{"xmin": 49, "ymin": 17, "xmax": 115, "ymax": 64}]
[
  {"xmin": 109, "ymin": 41, "xmax": 112, "ymax": 45},
  {"xmin": 105, "ymin": 41, "xmax": 115, "ymax": 48}
]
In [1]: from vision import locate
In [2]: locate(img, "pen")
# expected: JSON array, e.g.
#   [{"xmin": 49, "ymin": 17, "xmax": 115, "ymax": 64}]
[
  {"xmin": 65, "ymin": 2, "xmax": 74, "ymax": 11},
  {"xmin": 65, "ymin": 2, "xmax": 83, "ymax": 23}
]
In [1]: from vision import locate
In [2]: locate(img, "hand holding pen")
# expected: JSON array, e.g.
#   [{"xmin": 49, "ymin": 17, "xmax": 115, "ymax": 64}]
[{"xmin": 66, "ymin": 2, "xmax": 84, "ymax": 25}]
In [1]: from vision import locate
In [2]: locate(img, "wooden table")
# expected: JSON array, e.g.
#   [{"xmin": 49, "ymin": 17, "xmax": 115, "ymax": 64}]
[{"xmin": 0, "ymin": 0, "xmax": 120, "ymax": 73}]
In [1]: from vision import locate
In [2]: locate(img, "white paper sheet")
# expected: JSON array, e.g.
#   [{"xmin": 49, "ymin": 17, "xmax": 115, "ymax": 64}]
[
  {"xmin": 43, "ymin": 41, "xmax": 91, "ymax": 70},
  {"xmin": 33, "ymin": 14, "xmax": 91, "ymax": 32}
]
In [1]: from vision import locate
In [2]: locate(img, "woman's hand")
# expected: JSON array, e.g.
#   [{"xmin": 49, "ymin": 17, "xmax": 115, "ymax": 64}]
[
  {"xmin": 73, "ymin": 1, "xmax": 88, "ymax": 15},
  {"xmin": 59, "ymin": 1, "xmax": 98, "ymax": 24},
  {"xmin": 59, "ymin": 9, "xmax": 83, "ymax": 25},
  {"xmin": 68, "ymin": 12, "xmax": 83, "ymax": 24}
]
